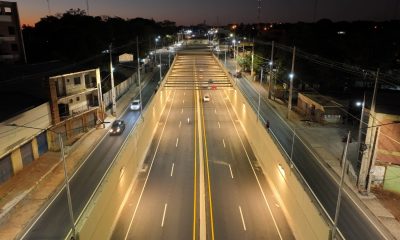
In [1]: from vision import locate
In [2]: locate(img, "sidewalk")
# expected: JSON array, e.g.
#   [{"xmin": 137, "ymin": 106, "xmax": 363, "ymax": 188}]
[
  {"xmin": 0, "ymin": 70, "xmax": 156, "ymax": 240},
  {"xmin": 223, "ymin": 58, "xmax": 400, "ymax": 239}
]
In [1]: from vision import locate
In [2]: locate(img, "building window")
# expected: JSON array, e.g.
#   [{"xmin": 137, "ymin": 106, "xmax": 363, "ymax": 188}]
[
  {"xmin": 74, "ymin": 77, "xmax": 81, "ymax": 85},
  {"xmin": 11, "ymin": 44, "xmax": 18, "ymax": 51},
  {"xmin": 5, "ymin": 7, "xmax": 12, "ymax": 14},
  {"xmin": 69, "ymin": 99, "xmax": 73, "ymax": 103},
  {"xmin": 8, "ymin": 26, "xmax": 15, "ymax": 35},
  {"xmin": 76, "ymin": 97, "xmax": 80, "ymax": 101}
]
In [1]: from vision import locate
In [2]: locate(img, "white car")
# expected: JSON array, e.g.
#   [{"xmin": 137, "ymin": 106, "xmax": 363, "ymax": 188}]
[
  {"xmin": 130, "ymin": 99, "xmax": 141, "ymax": 110},
  {"xmin": 203, "ymin": 94, "xmax": 210, "ymax": 102}
]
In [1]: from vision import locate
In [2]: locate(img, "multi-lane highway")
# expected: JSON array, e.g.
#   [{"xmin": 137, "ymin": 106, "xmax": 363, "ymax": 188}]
[
  {"xmin": 221, "ymin": 57, "xmax": 388, "ymax": 240},
  {"xmin": 112, "ymin": 48, "xmax": 294, "ymax": 239}
]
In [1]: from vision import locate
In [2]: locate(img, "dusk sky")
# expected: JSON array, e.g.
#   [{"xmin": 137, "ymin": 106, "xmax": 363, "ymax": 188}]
[{"xmin": 14, "ymin": 0, "xmax": 400, "ymax": 26}]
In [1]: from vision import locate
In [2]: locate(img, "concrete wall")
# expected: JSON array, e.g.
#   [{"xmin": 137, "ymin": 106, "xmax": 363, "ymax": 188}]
[
  {"xmin": 384, "ymin": 165, "xmax": 400, "ymax": 193},
  {"xmin": 223, "ymin": 87, "xmax": 330, "ymax": 240},
  {"xmin": 212, "ymin": 54, "xmax": 330, "ymax": 239},
  {"xmin": 75, "ymin": 66, "xmax": 174, "ymax": 240}
]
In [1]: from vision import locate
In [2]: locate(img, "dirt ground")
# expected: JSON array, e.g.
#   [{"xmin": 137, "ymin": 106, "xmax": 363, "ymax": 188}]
[{"xmin": 372, "ymin": 187, "xmax": 400, "ymax": 221}]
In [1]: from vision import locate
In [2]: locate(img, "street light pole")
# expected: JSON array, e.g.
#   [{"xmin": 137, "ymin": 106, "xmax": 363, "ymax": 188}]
[
  {"xmin": 224, "ymin": 50, "xmax": 227, "ymax": 66},
  {"xmin": 59, "ymin": 133, "xmax": 76, "ymax": 239},
  {"xmin": 251, "ymin": 42, "xmax": 254, "ymax": 78},
  {"xmin": 268, "ymin": 41, "xmax": 275, "ymax": 99},
  {"xmin": 257, "ymin": 67, "xmax": 264, "ymax": 122},
  {"xmin": 356, "ymin": 93, "xmax": 366, "ymax": 187},
  {"xmin": 288, "ymin": 46, "xmax": 296, "ymax": 119},
  {"xmin": 332, "ymin": 131, "xmax": 351, "ymax": 240},
  {"xmin": 159, "ymin": 50, "xmax": 162, "ymax": 82},
  {"xmin": 136, "ymin": 36, "xmax": 143, "ymax": 119},
  {"xmin": 109, "ymin": 43, "xmax": 116, "ymax": 116}
]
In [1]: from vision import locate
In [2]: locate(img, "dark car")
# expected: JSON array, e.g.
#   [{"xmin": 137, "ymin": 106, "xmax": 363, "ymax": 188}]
[{"xmin": 109, "ymin": 120, "xmax": 126, "ymax": 135}]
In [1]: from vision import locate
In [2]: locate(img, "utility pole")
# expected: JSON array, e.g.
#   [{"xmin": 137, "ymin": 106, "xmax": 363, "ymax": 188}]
[
  {"xmin": 159, "ymin": 50, "xmax": 162, "ymax": 82},
  {"xmin": 257, "ymin": 67, "xmax": 264, "ymax": 122},
  {"xmin": 332, "ymin": 131, "xmax": 351, "ymax": 240},
  {"xmin": 109, "ymin": 43, "xmax": 116, "ymax": 116},
  {"xmin": 46, "ymin": 0, "xmax": 51, "ymax": 14},
  {"xmin": 86, "ymin": 0, "xmax": 89, "ymax": 15},
  {"xmin": 224, "ymin": 50, "xmax": 227, "ymax": 66},
  {"xmin": 251, "ymin": 40, "xmax": 254, "ymax": 78},
  {"xmin": 358, "ymin": 69, "xmax": 379, "ymax": 192},
  {"xmin": 268, "ymin": 41, "xmax": 274, "ymax": 99},
  {"xmin": 287, "ymin": 46, "xmax": 296, "ymax": 119},
  {"xmin": 366, "ymin": 127, "xmax": 380, "ymax": 194},
  {"xmin": 136, "ymin": 36, "xmax": 143, "ymax": 118}
]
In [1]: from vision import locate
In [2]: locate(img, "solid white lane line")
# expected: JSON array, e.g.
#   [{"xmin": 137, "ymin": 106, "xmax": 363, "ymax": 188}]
[
  {"xmin": 179, "ymin": 121, "xmax": 181, "ymax": 128},
  {"xmin": 214, "ymin": 108, "xmax": 217, "ymax": 114},
  {"xmin": 238, "ymin": 206, "xmax": 247, "ymax": 231},
  {"xmin": 228, "ymin": 164, "xmax": 234, "ymax": 179},
  {"xmin": 223, "ymin": 139, "xmax": 226, "ymax": 148},
  {"xmin": 170, "ymin": 163, "xmax": 175, "ymax": 177},
  {"xmin": 123, "ymin": 91, "xmax": 176, "ymax": 240},
  {"xmin": 183, "ymin": 99, "xmax": 185, "ymax": 104},
  {"xmin": 161, "ymin": 203, "xmax": 168, "ymax": 227},
  {"xmin": 181, "ymin": 108, "xmax": 183, "ymax": 113},
  {"xmin": 220, "ymin": 91, "xmax": 283, "ymax": 240},
  {"xmin": 184, "ymin": 92, "xmax": 186, "ymax": 96},
  {"xmin": 176, "ymin": 137, "xmax": 179, "ymax": 147},
  {"xmin": 218, "ymin": 121, "xmax": 221, "ymax": 128}
]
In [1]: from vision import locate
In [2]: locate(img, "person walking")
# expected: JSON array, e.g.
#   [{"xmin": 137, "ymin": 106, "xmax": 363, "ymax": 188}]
[{"xmin": 266, "ymin": 120, "xmax": 270, "ymax": 132}]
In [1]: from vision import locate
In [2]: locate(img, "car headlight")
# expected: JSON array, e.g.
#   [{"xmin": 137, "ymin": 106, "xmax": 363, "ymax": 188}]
[
  {"xmin": 109, "ymin": 129, "xmax": 113, "ymax": 133},
  {"xmin": 117, "ymin": 128, "xmax": 120, "ymax": 132}
]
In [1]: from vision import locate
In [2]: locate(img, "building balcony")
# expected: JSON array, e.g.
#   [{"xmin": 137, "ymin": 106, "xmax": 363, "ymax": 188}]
[{"xmin": 57, "ymin": 87, "xmax": 97, "ymax": 103}]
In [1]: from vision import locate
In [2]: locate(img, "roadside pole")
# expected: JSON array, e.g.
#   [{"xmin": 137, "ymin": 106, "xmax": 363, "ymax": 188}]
[
  {"xmin": 109, "ymin": 43, "xmax": 116, "ymax": 116},
  {"xmin": 287, "ymin": 46, "xmax": 296, "ymax": 119},
  {"xmin": 257, "ymin": 67, "xmax": 263, "ymax": 122},
  {"xmin": 332, "ymin": 131, "xmax": 350, "ymax": 240},
  {"xmin": 268, "ymin": 41, "xmax": 274, "ymax": 99},
  {"xmin": 136, "ymin": 36, "xmax": 143, "ymax": 119}
]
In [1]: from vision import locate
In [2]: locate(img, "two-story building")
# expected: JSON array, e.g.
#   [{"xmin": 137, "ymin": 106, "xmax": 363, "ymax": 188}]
[{"xmin": 49, "ymin": 68, "xmax": 104, "ymax": 147}]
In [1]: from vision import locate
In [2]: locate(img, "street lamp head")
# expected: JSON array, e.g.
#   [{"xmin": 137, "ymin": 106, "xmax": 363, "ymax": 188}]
[
  {"xmin": 269, "ymin": 61, "xmax": 273, "ymax": 66},
  {"xmin": 229, "ymin": 33, "xmax": 233, "ymax": 37},
  {"xmin": 289, "ymin": 73, "xmax": 294, "ymax": 79},
  {"xmin": 355, "ymin": 101, "xmax": 363, "ymax": 107},
  {"xmin": 232, "ymin": 39, "xmax": 236, "ymax": 44}
]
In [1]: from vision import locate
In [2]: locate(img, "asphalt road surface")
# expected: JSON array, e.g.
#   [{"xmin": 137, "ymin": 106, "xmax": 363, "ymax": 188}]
[
  {"xmin": 21, "ymin": 64, "xmax": 164, "ymax": 239},
  {"xmin": 222, "ymin": 58, "xmax": 387, "ymax": 240},
  {"xmin": 113, "ymin": 49, "xmax": 294, "ymax": 240}
]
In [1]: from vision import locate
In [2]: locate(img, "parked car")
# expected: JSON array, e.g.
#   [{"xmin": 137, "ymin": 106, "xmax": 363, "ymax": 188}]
[
  {"xmin": 203, "ymin": 94, "xmax": 210, "ymax": 102},
  {"xmin": 109, "ymin": 120, "xmax": 126, "ymax": 135},
  {"xmin": 130, "ymin": 99, "xmax": 141, "ymax": 111}
]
